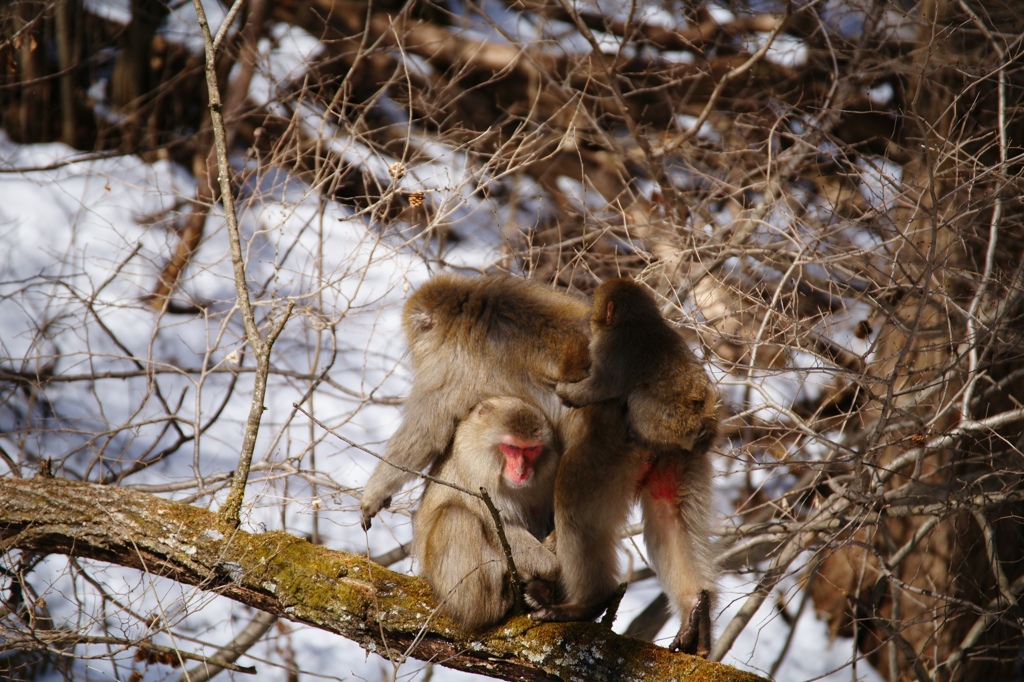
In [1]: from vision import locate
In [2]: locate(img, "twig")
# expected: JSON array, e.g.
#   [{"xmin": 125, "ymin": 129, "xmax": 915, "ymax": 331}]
[
  {"xmin": 0, "ymin": 632, "xmax": 257, "ymax": 675},
  {"xmin": 178, "ymin": 610, "xmax": 277, "ymax": 682},
  {"xmin": 658, "ymin": 6, "xmax": 794, "ymax": 158},
  {"xmin": 551, "ymin": 0, "xmax": 677, "ymax": 209},
  {"xmin": 768, "ymin": 573, "xmax": 813, "ymax": 678},
  {"xmin": 296, "ymin": 404, "xmax": 477, "ymax": 497},
  {"xmin": 957, "ymin": 0, "xmax": 1008, "ymax": 418},
  {"xmin": 971, "ymin": 510, "xmax": 1015, "ymax": 608},
  {"xmin": 710, "ymin": 531, "xmax": 814, "ymax": 662},
  {"xmin": 599, "ymin": 583, "xmax": 628, "ymax": 629},
  {"xmin": 934, "ymin": 572, "xmax": 1024, "ymax": 678},
  {"xmin": 870, "ymin": 616, "xmax": 932, "ymax": 682},
  {"xmin": 623, "ymin": 592, "xmax": 669, "ymax": 641},
  {"xmin": 189, "ymin": 0, "xmax": 291, "ymax": 528},
  {"xmin": 219, "ymin": 301, "xmax": 294, "ymax": 527},
  {"xmin": 480, "ymin": 487, "xmax": 525, "ymax": 610},
  {"xmin": 370, "ymin": 542, "xmax": 412, "ymax": 567}
]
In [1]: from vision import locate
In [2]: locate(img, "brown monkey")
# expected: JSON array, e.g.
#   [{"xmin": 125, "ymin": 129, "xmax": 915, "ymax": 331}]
[
  {"xmin": 366, "ymin": 273, "xmax": 634, "ymax": 632},
  {"xmin": 530, "ymin": 400, "xmax": 637, "ymax": 622},
  {"xmin": 360, "ymin": 273, "xmax": 591, "ymax": 529},
  {"xmin": 414, "ymin": 396, "xmax": 561, "ymax": 630},
  {"xmin": 553, "ymin": 277, "xmax": 719, "ymax": 657},
  {"xmin": 638, "ymin": 453, "xmax": 715, "ymax": 656},
  {"xmin": 556, "ymin": 277, "xmax": 718, "ymax": 456}
]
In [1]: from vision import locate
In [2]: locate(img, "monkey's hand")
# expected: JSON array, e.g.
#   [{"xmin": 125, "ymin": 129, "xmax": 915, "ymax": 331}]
[
  {"xmin": 554, "ymin": 381, "xmax": 585, "ymax": 408},
  {"xmin": 669, "ymin": 589, "xmax": 712, "ymax": 658},
  {"xmin": 359, "ymin": 495, "xmax": 392, "ymax": 531}
]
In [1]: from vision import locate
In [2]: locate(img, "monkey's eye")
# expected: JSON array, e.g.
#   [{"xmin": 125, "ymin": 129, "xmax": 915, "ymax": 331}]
[
  {"xmin": 500, "ymin": 443, "xmax": 544, "ymax": 462},
  {"xmin": 520, "ymin": 445, "xmax": 543, "ymax": 460}
]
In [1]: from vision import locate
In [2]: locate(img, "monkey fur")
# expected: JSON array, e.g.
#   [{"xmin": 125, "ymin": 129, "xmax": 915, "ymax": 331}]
[
  {"xmin": 360, "ymin": 274, "xmax": 590, "ymax": 529},
  {"xmin": 414, "ymin": 396, "xmax": 561, "ymax": 630},
  {"xmin": 366, "ymin": 273, "xmax": 715, "ymax": 653},
  {"xmin": 530, "ymin": 400, "xmax": 638, "ymax": 623},
  {"xmin": 552, "ymin": 277, "xmax": 719, "ymax": 657}
]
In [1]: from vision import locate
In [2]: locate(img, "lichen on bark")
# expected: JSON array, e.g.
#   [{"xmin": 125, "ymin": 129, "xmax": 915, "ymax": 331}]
[{"xmin": 0, "ymin": 476, "xmax": 764, "ymax": 682}]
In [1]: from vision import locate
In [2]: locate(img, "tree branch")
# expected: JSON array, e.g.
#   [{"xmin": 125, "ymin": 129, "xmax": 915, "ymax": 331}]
[
  {"xmin": 179, "ymin": 610, "xmax": 277, "ymax": 682},
  {"xmin": 0, "ymin": 476, "xmax": 763, "ymax": 682},
  {"xmin": 186, "ymin": 0, "xmax": 288, "ymax": 529}
]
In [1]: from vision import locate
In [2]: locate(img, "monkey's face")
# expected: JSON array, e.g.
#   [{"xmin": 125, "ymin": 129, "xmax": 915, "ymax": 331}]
[{"xmin": 499, "ymin": 437, "xmax": 545, "ymax": 488}]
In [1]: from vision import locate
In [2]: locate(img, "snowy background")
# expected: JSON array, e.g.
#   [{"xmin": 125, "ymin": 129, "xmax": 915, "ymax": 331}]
[
  {"xmin": 0, "ymin": 134, "xmax": 880, "ymax": 682},
  {"xmin": 0, "ymin": 0, "xmax": 927, "ymax": 680}
]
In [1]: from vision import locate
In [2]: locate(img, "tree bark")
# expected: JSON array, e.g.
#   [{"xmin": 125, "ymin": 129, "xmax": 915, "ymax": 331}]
[{"xmin": 0, "ymin": 476, "xmax": 763, "ymax": 682}]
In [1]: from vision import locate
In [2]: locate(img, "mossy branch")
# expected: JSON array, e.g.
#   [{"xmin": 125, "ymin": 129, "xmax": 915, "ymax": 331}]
[{"xmin": 0, "ymin": 476, "xmax": 764, "ymax": 682}]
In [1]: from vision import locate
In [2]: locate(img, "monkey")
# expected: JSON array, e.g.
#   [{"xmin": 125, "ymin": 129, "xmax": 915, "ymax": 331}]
[
  {"xmin": 363, "ymin": 273, "xmax": 638, "ymax": 635},
  {"xmin": 551, "ymin": 277, "xmax": 719, "ymax": 657},
  {"xmin": 555, "ymin": 277, "xmax": 719, "ymax": 456},
  {"xmin": 529, "ymin": 400, "xmax": 638, "ymax": 623},
  {"xmin": 638, "ymin": 452, "xmax": 715, "ymax": 656},
  {"xmin": 360, "ymin": 273, "xmax": 591, "ymax": 530},
  {"xmin": 414, "ymin": 396, "xmax": 561, "ymax": 630}
]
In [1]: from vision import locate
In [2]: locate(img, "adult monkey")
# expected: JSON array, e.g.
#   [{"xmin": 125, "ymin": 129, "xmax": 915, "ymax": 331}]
[
  {"xmin": 362, "ymin": 274, "xmax": 716, "ymax": 653},
  {"xmin": 360, "ymin": 273, "xmax": 592, "ymax": 530}
]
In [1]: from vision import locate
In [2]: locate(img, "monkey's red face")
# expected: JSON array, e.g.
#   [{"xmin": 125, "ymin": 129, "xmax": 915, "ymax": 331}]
[{"xmin": 499, "ymin": 438, "xmax": 544, "ymax": 487}]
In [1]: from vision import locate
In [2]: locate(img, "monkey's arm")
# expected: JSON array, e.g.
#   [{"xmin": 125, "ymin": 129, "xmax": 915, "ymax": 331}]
[
  {"xmin": 502, "ymin": 524, "xmax": 560, "ymax": 582},
  {"xmin": 360, "ymin": 388, "xmax": 460, "ymax": 529},
  {"xmin": 508, "ymin": 529, "xmax": 562, "ymax": 612},
  {"xmin": 555, "ymin": 372, "xmax": 623, "ymax": 408},
  {"xmin": 418, "ymin": 499, "xmax": 513, "ymax": 631},
  {"xmin": 532, "ymin": 403, "xmax": 634, "ymax": 623}
]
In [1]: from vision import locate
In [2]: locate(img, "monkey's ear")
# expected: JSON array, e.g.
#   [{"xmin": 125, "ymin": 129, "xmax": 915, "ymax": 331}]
[
  {"xmin": 407, "ymin": 309, "xmax": 436, "ymax": 333},
  {"xmin": 472, "ymin": 399, "xmax": 495, "ymax": 418},
  {"xmin": 605, "ymin": 300, "xmax": 615, "ymax": 327}
]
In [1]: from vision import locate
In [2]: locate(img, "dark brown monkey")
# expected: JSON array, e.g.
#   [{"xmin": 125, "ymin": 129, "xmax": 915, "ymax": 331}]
[
  {"xmin": 414, "ymin": 396, "xmax": 561, "ymax": 630},
  {"xmin": 552, "ymin": 277, "xmax": 719, "ymax": 657},
  {"xmin": 360, "ymin": 273, "xmax": 590, "ymax": 529}
]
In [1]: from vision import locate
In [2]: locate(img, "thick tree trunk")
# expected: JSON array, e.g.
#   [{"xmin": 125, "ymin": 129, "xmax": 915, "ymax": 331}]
[{"xmin": 0, "ymin": 476, "xmax": 763, "ymax": 682}]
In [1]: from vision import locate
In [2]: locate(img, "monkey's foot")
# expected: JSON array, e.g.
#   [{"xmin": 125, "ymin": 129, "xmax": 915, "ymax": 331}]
[
  {"xmin": 669, "ymin": 589, "xmax": 711, "ymax": 658},
  {"xmin": 529, "ymin": 601, "xmax": 606, "ymax": 623},
  {"xmin": 523, "ymin": 579, "xmax": 561, "ymax": 611}
]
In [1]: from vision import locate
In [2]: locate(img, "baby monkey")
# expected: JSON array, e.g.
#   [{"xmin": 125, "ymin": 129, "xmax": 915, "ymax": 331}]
[
  {"xmin": 414, "ymin": 396, "xmax": 561, "ymax": 631},
  {"xmin": 556, "ymin": 278, "xmax": 718, "ymax": 456},
  {"xmin": 555, "ymin": 277, "xmax": 719, "ymax": 657}
]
